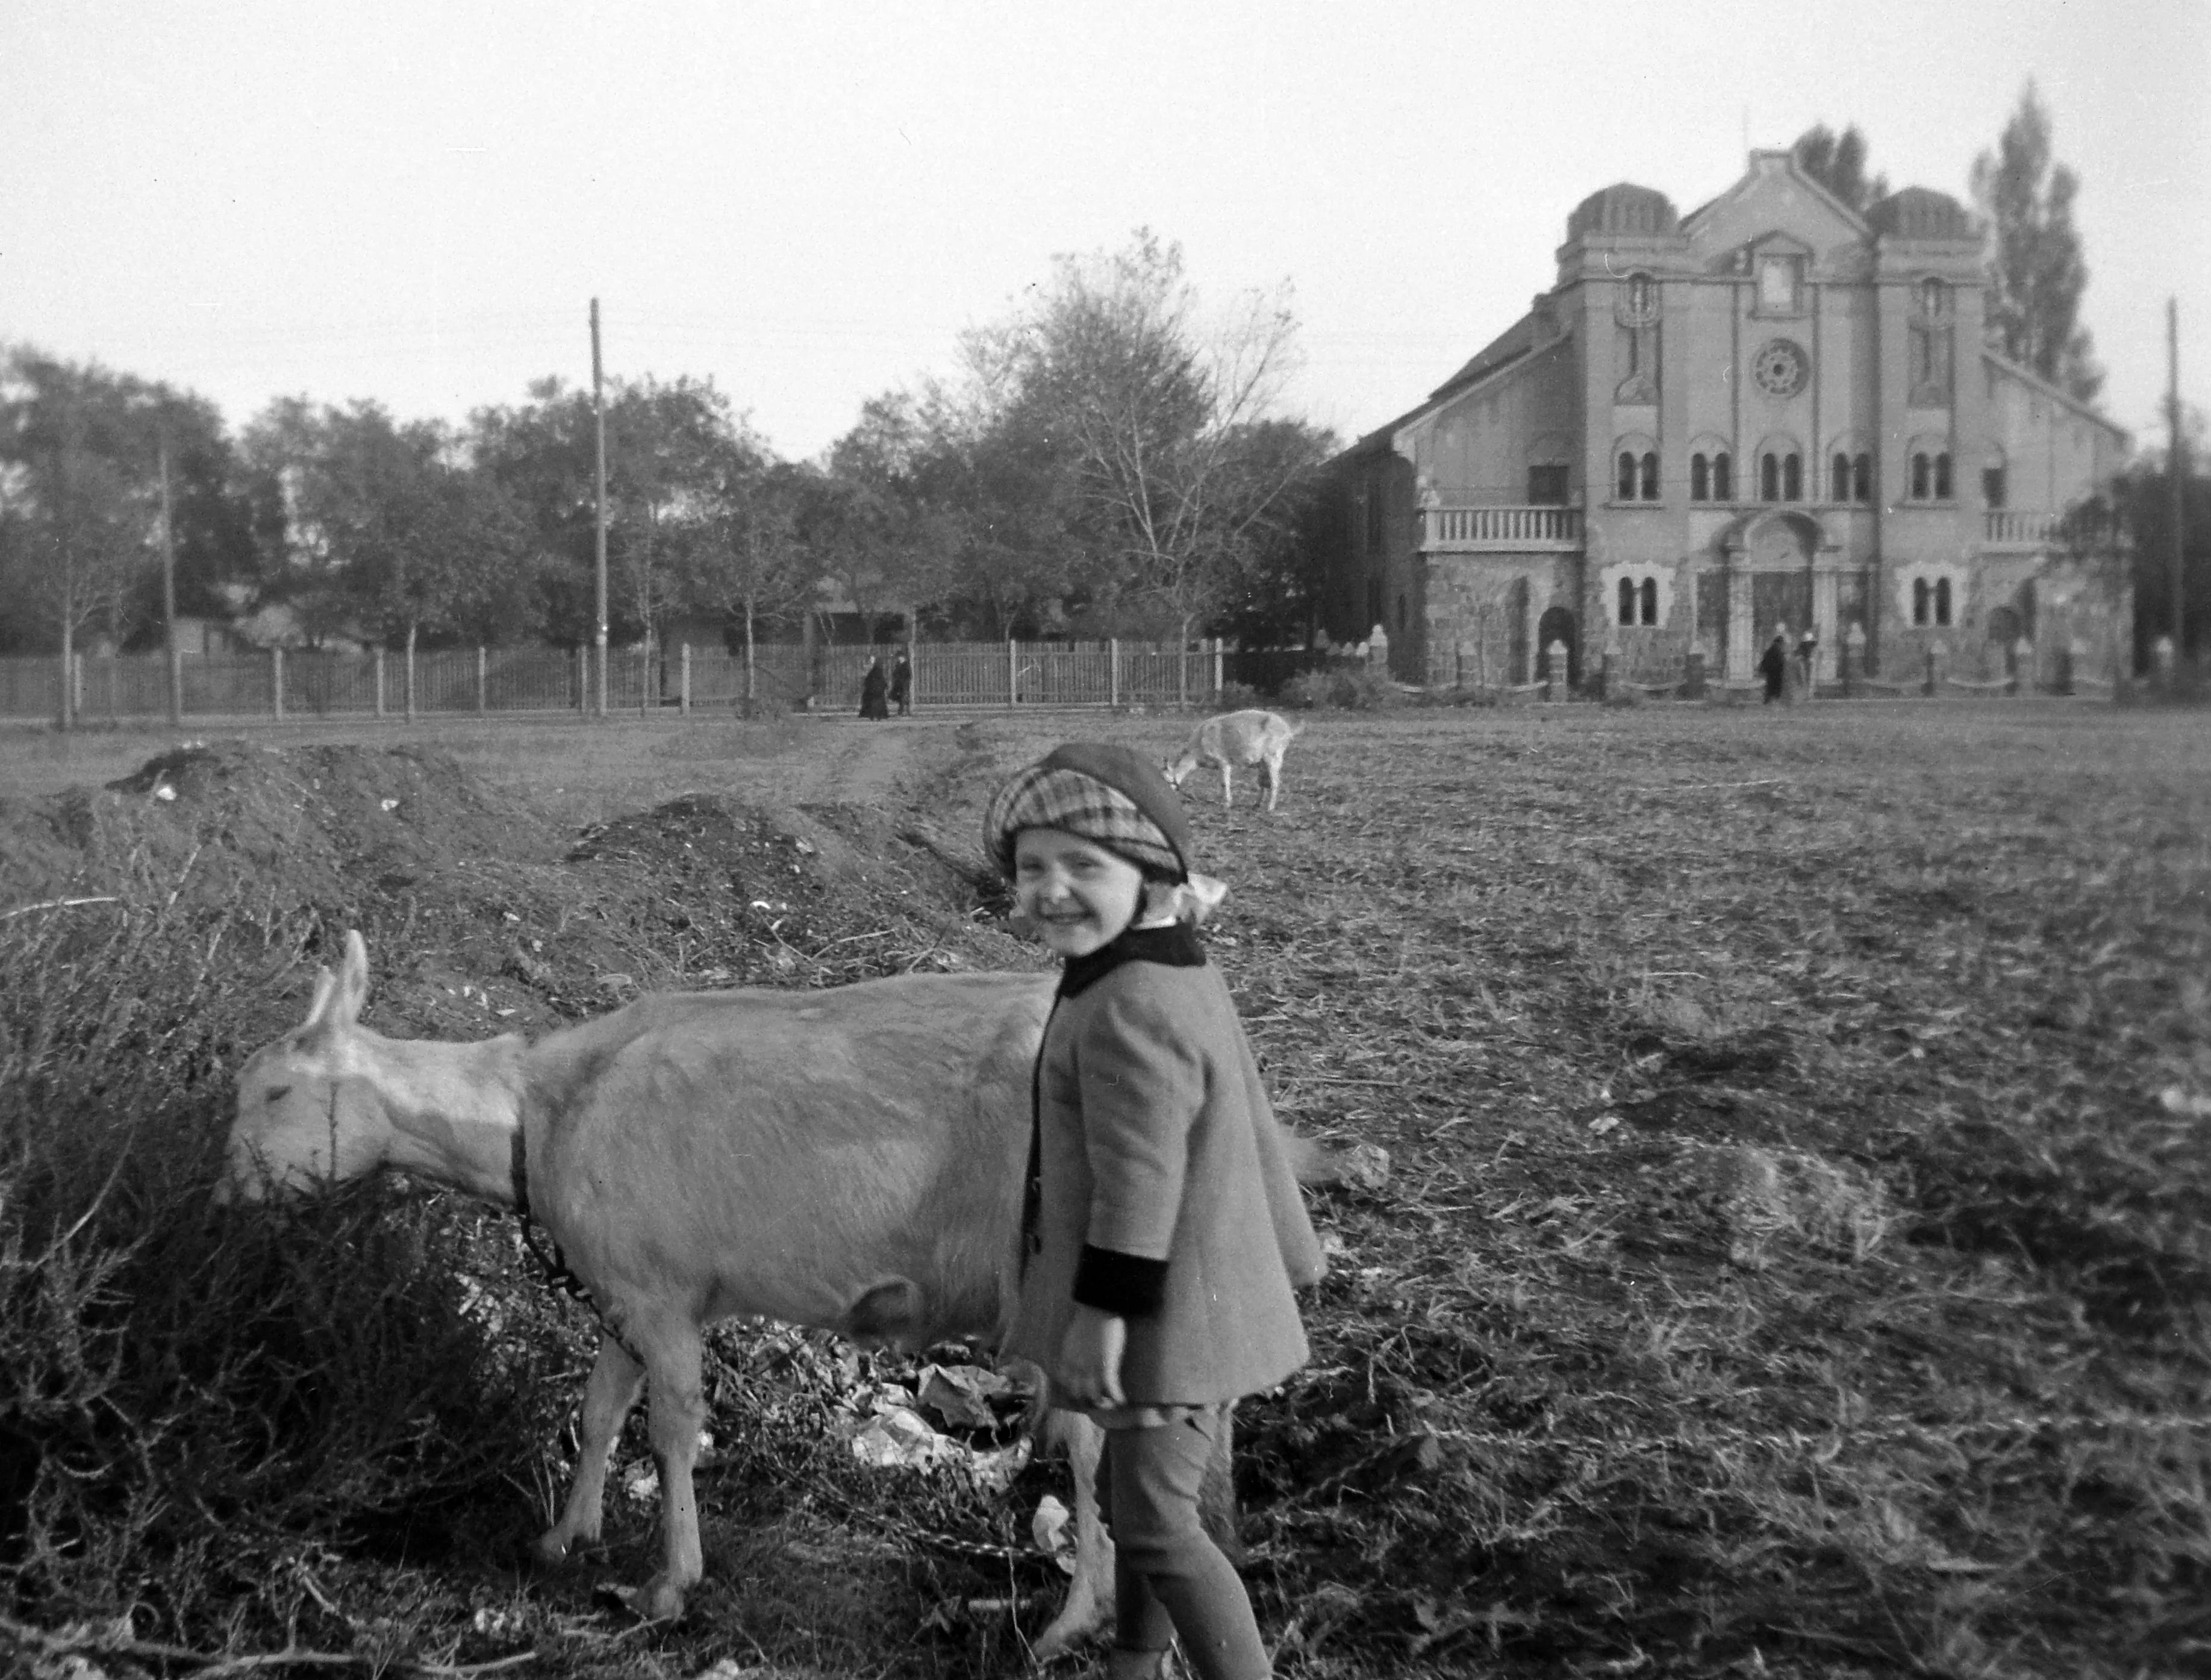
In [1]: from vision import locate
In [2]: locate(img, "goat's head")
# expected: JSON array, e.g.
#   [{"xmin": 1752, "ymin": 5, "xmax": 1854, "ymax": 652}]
[
  {"xmin": 1160, "ymin": 751, "xmax": 1199, "ymax": 788},
  {"xmin": 220, "ymin": 929, "xmax": 391, "ymax": 1202}
]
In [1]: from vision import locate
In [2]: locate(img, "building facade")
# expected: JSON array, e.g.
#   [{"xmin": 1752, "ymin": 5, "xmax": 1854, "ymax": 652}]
[{"xmin": 1318, "ymin": 152, "xmax": 2131, "ymax": 691}]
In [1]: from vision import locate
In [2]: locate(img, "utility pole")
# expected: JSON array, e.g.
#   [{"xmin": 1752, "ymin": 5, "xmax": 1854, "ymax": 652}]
[
  {"xmin": 592, "ymin": 297, "xmax": 609, "ymax": 716},
  {"xmin": 159, "ymin": 429, "xmax": 181, "ymax": 726},
  {"xmin": 2171, "ymin": 298, "xmax": 2187, "ymax": 661}
]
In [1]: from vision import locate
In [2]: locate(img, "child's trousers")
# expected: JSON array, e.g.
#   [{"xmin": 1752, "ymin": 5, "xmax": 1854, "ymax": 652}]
[{"xmin": 1096, "ymin": 1404, "xmax": 1270, "ymax": 1680}]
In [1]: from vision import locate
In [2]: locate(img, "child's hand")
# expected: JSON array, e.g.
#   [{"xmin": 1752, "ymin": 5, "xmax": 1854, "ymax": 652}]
[{"xmin": 1057, "ymin": 1304, "xmax": 1127, "ymax": 1409}]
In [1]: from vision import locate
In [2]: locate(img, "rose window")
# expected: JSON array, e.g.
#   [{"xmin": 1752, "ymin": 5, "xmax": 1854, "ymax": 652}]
[{"xmin": 1752, "ymin": 339, "xmax": 1809, "ymax": 398}]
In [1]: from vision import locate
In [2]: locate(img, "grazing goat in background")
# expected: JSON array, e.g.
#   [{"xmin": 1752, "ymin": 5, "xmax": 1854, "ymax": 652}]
[
  {"xmin": 1164, "ymin": 709, "xmax": 1302, "ymax": 812},
  {"xmin": 223, "ymin": 933, "xmax": 1110, "ymax": 1641}
]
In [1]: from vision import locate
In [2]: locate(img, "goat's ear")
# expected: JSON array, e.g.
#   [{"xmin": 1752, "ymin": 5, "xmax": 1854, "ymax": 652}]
[
  {"xmin": 1185, "ymin": 873, "xmax": 1229, "ymax": 923},
  {"xmin": 301, "ymin": 966, "xmax": 338, "ymax": 1031},
  {"xmin": 1152, "ymin": 872, "xmax": 1227, "ymax": 926},
  {"xmin": 326, "ymin": 929, "xmax": 370, "ymax": 1030}
]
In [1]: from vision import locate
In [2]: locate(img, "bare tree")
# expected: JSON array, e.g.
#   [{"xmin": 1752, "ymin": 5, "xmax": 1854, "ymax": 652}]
[{"xmin": 996, "ymin": 231, "xmax": 1327, "ymax": 645}]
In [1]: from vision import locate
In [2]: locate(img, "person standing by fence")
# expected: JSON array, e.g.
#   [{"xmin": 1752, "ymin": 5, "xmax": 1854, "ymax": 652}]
[
  {"xmin": 859, "ymin": 657, "xmax": 890, "ymax": 720},
  {"xmin": 890, "ymin": 652, "xmax": 912, "ymax": 716}
]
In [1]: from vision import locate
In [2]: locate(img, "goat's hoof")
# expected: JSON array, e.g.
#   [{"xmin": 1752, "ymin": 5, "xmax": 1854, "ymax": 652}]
[
  {"xmin": 607, "ymin": 1575, "xmax": 688, "ymax": 1624},
  {"xmin": 1031, "ymin": 1602, "xmax": 1100, "ymax": 1661}
]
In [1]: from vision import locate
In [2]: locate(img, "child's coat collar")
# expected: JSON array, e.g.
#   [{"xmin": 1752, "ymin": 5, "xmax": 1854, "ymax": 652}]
[{"xmin": 1056, "ymin": 922, "xmax": 1206, "ymax": 999}]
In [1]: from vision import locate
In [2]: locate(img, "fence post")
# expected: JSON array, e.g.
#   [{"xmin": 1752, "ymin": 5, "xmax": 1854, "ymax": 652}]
[
  {"xmin": 1212, "ymin": 637, "xmax": 1223, "ymax": 701},
  {"xmin": 576, "ymin": 646, "xmax": 587, "ymax": 712},
  {"xmin": 404, "ymin": 643, "xmax": 416, "ymax": 722},
  {"xmin": 1008, "ymin": 639, "xmax": 1017, "ymax": 708},
  {"xmin": 477, "ymin": 646, "xmax": 488, "ymax": 713},
  {"xmin": 680, "ymin": 643, "xmax": 691, "ymax": 714},
  {"xmin": 169, "ymin": 646, "xmax": 184, "ymax": 726},
  {"xmin": 1109, "ymin": 639, "xmax": 1120, "ymax": 709},
  {"xmin": 72, "ymin": 652, "xmax": 84, "ymax": 725},
  {"xmin": 272, "ymin": 647, "xmax": 284, "ymax": 720},
  {"xmin": 374, "ymin": 648, "xmax": 385, "ymax": 716}
]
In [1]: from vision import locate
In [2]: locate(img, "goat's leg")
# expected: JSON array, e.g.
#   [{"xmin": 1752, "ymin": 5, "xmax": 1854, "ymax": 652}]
[
  {"xmin": 634, "ymin": 1319, "xmax": 709, "ymax": 1622},
  {"xmin": 1218, "ymin": 763, "xmax": 1233, "ymax": 809},
  {"xmin": 1032, "ymin": 1408, "xmax": 1114, "ymax": 1658},
  {"xmin": 1261, "ymin": 754, "xmax": 1280, "ymax": 813},
  {"xmin": 537, "ymin": 1333, "xmax": 645, "ymax": 1566}
]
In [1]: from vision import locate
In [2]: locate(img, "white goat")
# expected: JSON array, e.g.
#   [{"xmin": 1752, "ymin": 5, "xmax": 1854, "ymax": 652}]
[
  {"xmin": 1162, "ymin": 710, "xmax": 1302, "ymax": 811},
  {"xmin": 223, "ymin": 933, "xmax": 1112, "ymax": 1640}
]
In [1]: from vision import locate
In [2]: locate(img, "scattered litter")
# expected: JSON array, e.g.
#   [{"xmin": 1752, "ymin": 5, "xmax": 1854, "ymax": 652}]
[
  {"xmin": 502, "ymin": 910, "xmax": 520, "ymax": 922},
  {"xmin": 623, "ymin": 1461, "xmax": 658, "ymax": 1502},
  {"xmin": 917, "ymin": 1362, "xmax": 1011, "ymax": 1431},
  {"xmin": 1032, "ymin": 1493, "xmax": 1077, "ymax": 1575},
  {"xmin": 1335, "ymin": 1141, "xmax": 1391, "ymax": 1190},
  {"xmin": 850, "ymin": 1405, "xmax": 959, "ymax": 1471},
  {"xmin": 1588, "ymin": 1114, "xmax": 1622, "ymax": 1136},
  {"xmin": 152, "ymin": 783, "xmax": 177, "ymax": 802},
  {"xmin": 381, "ymin": 798, "xmax": 399, "ymax": 813}
]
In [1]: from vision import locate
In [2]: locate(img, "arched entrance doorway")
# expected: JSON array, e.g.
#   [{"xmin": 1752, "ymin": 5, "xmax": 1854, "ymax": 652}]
[{"xmin": 1535, "ymin": 607, "xmax": 1579, "ymax": 689}]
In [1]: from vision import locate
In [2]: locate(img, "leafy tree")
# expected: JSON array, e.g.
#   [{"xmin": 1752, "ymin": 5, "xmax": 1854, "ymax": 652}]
[
  {"xmin": 0, "ymin": 350, "xmax": 248, "ymax": 687},
  {"xmin": 907, "ymin": 370, "xmax": 1077, "ymax": 639},
  {"xmin": 2087, "ymin": 411, "xmax": 2211, "ymax": 663},
  {"xmin": 686, "ymin": 451, "xmax": 823, "ymax": 705},
  {"xmin": 467, "ymin": 378, "xmax": 603, "ymax": 644},
  {"xmin": 1792, "ymin": 123, "xmax": 1888, "ymax": 212},
  {"xmin": 603, "ymin": 376, "xmax": 737, "ymax": 659},
  {"xmin": 242, "ymin": 400, "xmax": 535, "ymax": 676},
  {"xmin": 812, "ymin": 394, "xmax": 958, "ymax": 639},
  {"xmin": 1972, "ymin": 82, "xmax": 2104, "ymax": 402}
]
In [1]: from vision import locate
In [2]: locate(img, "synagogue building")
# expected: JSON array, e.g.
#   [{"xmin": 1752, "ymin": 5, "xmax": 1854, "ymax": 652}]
[{"xmin": 1317, "ymin": 151, "xmax": 2131, "ymax": 690}]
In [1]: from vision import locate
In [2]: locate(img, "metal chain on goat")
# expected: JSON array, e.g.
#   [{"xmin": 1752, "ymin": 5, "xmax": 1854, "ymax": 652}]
[{"xmin": 508, "ymin": 1125, "xmax": 646, "ymax": 1366}]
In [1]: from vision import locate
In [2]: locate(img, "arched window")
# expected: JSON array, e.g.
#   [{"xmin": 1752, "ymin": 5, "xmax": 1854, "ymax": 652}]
[
  {"xmin": 1783, "ymin": 453, "xmax": 1802, "ymax": 501},
  {"xmin": 1618, "ymin": 578, "xmax": 1637, "ymax": 625},
  {"xmin": 1832, "ymin": 453, "xmax": 1851, "ymax": 502},
  {"xmin": 1853, "ymin": 453, "xmax": 1872, "ymax": 502},
  {"xmin": 1913, "ymin": 579, "xmax": 1931, "ymax": 626},
  {"xmin": 1638, "ymin": 578, "xmax": 1658, "ymax": 625},
  {"xmin": 1918, "ymin": 276, "xmax": 1948, "ymax": 319},
  {"xmin": 1639, "ymin": 452, "xmax": 1659, "ymax": 501},
  {"xmin": 1935, "ymin": 452, "xmax": 1953, "ymax": 499},
  {"xmin": 1712, "ymin": 452, "xmax": 1733, "ymax": 501},
  {"xmin": 1617, "ymin": 452, "xmax": 1637, "ymax": 501},
  {"xmin": 1911, "ymin": 453, "xmax": 1931, "ymax": 499},
  {"xmin": 1761, "ymin": 452, "xmax": 1780, "ymax": 502},
  {"xmin": 1690, "ymin": 454, "xmax": 1709, "ymax": 501},
  {"xmin": 1934, "ymin": 578, "xmax": 1953, "ymax": 626}
]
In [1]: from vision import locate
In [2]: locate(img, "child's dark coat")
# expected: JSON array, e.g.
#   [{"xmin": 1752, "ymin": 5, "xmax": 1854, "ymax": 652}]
[{"xmin": 1005, "ymin": 952, "xmax": 1324, "ymax": 1404}]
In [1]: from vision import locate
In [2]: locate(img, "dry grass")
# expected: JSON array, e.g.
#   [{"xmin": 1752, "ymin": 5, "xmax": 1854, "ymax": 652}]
[{"xmin": 2, "ymin": 699, "xmax": 2204, "ymax": 1679}]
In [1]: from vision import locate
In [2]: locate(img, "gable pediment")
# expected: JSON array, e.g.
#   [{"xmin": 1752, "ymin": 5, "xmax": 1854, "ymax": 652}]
[{"xmin": 1685, "ymin": 152, "xmax": 1869, "ymax": 267}]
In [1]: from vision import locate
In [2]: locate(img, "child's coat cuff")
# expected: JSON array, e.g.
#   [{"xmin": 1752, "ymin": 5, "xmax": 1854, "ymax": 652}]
[{"xmin": 1072, "ymin": 1245, "xmax": 1167, "ymax": 1317}]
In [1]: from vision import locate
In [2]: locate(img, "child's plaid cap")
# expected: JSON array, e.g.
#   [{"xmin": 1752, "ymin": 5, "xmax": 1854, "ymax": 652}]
[{"xmin": 984, "ymin": 742, "xmax": 1193, "ymax": 882}]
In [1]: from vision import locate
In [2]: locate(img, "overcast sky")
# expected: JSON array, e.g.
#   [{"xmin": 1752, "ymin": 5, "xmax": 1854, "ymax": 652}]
[{"xmin": 5, "ymin": 1, "xmax": 2204, "ymax": 464}]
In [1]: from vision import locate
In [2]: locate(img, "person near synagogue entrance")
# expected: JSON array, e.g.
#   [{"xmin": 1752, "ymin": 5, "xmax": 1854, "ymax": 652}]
[
  {"xmin": 859, "ymin": 657, "xmax": 891, "ymax": 720},
  {"xmin": 1760, "ymin": 628, "xmax": 1790, "ymax": 704},
  {"xmin": 985, "ymin": 742, "xmax": 1323, "ymax": 1680},
  {"xmin": 1795, "ymin": 625, "xmax": 1820, "ymax": 696},
  {"xmin": 890, "ymin": 651, "xmax": 912, "ymax": 716}
]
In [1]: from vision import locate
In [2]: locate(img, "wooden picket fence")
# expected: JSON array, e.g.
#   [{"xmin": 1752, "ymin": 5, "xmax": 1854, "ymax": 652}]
[{"xmin": 0, "ymin": 639, "xmax": 1226, "ymax": 725}]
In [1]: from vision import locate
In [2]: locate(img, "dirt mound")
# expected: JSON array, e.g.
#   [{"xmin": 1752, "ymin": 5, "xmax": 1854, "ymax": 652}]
[{"xmin": 0, "ymin": 739, "xmax": 1037, "ymax": 1045}]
